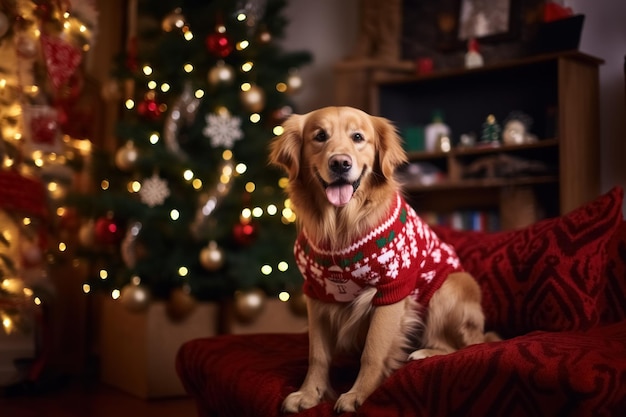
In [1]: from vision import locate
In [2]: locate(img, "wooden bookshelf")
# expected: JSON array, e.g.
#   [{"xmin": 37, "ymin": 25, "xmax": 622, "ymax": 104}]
[{"xmin": 371, "ymin": 52, "xmax": 602, "ymax": 230}]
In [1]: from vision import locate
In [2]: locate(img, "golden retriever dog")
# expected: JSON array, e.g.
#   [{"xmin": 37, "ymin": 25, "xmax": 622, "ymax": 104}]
[{"xmin": 269, "ymin": 106, "xmax": 497, "ymax": 413}]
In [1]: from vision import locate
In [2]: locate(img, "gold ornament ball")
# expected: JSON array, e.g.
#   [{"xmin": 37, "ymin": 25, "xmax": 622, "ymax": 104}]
[
  {"xmin": 1, "ymin": 278, "xmax": 24, "ymax": 294},
  {"xmin": 167, "ymin": 286, "xmax": 197, "ymax": 321},
  {"xmin": 286, "ymin": 71, "xmax": 303, "ymax": 94},
  {"xmin": 0, "ymin": 12, "xmax": 9, "ymax": 38},
  {"xmin": 199, "ymin": 241, "xmax": 225, "ymax": 271},
  {"xmin": 258, "ymin": 28, "xmax": 271, "ymax": 44},
  {"xmin": 20, "ymin": 239, "xmax": 43, "ymax": 265},
  {"xmin": 240, "ymin": 85, "xmax": 266, "ymax": 113},
  {"xmin": 234, "ymin": 288, "xmax": 266, "ymax": 323},
  {"xmin": 162, "ymin": 8, "xmax": 186, "ymax": 32},
  {"xmin": 123, "ymin": 79, "xmax": 136, "ymax": 100},
  {"xmin": 0, "ymin": 82, "xmax": 18, "ymax": 103},
  {"xmin": 208, "ymin": 61, "xmax": 235, "ymax": 86},
  {"xmin": 115, "ymin": 141, "xmax": 139, "ymax": 171},
  {"xmin": 120, "ymin": 283, "xmax": 151, "ymax": 313},
  {"xmin": 78, "ymin": 220, "xmax": 96, "ymax": 247},
  {"xmin": 101, "ymin": 78, "xmax": 121, "ymax": 101},
  {"xmin": 288, "ymin": 291, "xmax": 308, "ymax": 317},
  {"xmin": 48, "ymin": 181, "xmax": 68, "ymax": 201},
  {"xmin": 16, "ymin": 35, "xmax": 37, "ymax": 58}
]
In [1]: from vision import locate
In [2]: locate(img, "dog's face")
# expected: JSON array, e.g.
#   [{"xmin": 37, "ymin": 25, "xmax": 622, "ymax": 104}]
[{"xmin": 269, "ymin": 106, "xmax": 406, "ymax": 208}]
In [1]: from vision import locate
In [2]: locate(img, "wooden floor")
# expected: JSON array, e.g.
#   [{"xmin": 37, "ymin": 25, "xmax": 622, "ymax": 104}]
[{"xmin": 0, "ymin": 378, "xmax": 197, "ymax": 417}]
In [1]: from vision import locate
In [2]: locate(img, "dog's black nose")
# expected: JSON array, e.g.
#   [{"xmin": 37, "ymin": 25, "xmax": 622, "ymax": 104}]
[{"xmin": 329, "ymin": 154, "xmax": 352, "ymax": 175}]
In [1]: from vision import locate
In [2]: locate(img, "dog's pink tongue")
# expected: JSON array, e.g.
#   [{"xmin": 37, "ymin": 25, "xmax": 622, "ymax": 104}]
[{"xmin": 326, "ymin": 184, "xmax": 354, "ymax": 207}]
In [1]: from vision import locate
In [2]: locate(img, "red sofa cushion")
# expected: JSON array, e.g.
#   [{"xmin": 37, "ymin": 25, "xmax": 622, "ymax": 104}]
[
  {"xmin": 600, "ymin": 221, "xmax": 626, "ymax": 323},
  {"xmin": 359, "ymin": 322, "xmax": 626, "ymax": 417},
  {"xmin": 432, "ymin": 187, "xmax": 624, "ymax": 337},
  {"xmin": 176, "ymin": 323, "xmax": 626, "ymax": 417}
]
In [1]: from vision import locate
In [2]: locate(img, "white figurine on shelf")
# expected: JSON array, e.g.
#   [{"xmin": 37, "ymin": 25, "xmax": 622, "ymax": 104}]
[
  {"xmin": 465, "ymin": 38, "xmax": 484, "ymax": 69},
  {"xmin": 424, "ymin": 111, "xmax": 451, "ymax": 152}
]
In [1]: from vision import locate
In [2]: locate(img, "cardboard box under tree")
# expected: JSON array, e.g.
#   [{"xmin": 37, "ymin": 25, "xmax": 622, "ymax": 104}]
[{"xmin": 99, "ymin": 297, "xmax": 219, "ymax": 399}]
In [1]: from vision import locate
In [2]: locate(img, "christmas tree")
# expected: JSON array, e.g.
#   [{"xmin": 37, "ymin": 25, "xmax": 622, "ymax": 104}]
[
  {"xmin": 69, "ymin": 0, "xmax": 312, "ymax": 318},
  {"xmin": 0, "ymin": 0, "xmax": 97, "ymax": 337}
]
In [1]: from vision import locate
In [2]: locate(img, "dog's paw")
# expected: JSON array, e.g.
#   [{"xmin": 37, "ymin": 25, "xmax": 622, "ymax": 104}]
[
  {"xmin": 408, "ymin": 348, "xmax": 444, "ymax": 360},
  {"xmin": 282, "ymin": 390, "xmax": 323, "ymax": 413},
  {"xmin": 334, "ymin": 391, "xmax": 366, "ymax": 413},
  {"xmin": 485, "ymin": 331, "xmax": 502, "ymax": 342}
]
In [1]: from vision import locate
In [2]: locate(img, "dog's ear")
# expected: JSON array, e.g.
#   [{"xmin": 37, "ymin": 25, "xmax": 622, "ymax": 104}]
[
  {"xmin": 372, "ymin": 116, "xmax": 407, "ymax": 179},
  {"xmin": 269, "ymin": 114, "xmax": 304, "ymax": 180}
]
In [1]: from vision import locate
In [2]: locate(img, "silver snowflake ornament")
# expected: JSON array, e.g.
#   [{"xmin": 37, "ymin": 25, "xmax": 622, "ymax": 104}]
[
  {"xmin": 203, "ymin": 112, "xmax": 243, "ymax": 149},
  {"xmin": 140, "ymin": 173, "xmax": 171, "ymax": 207}
]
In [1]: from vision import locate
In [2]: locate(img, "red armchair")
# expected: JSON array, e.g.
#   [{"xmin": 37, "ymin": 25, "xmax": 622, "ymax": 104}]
[{"xmin": 177, "ymin": 187, "xmax": 626, "ymax": 417}]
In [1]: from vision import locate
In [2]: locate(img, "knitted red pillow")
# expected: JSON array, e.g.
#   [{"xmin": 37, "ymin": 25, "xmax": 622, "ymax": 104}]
[
  {"xmin": 432, "ymin": 187, "xmax": 624, "ymax": 337},
  {"xmin": 600, "ymin": 221, "xmax": 626, "ymax": 324}
]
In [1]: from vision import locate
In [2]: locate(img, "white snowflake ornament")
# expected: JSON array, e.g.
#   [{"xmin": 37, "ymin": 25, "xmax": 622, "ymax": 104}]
[
  {"xmin": 203, "ymin": 112, "xmax": 243, "ymax": 149},
  {"xmin": 140, "ymin": 173, "xmax": 171, "ymax": 207}
]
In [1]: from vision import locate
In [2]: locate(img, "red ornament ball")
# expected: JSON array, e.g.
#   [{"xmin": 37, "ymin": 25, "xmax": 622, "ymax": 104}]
[
  {"xmin": 34, "ymin": 2, "xmax": 53, "ymax": 19},
  {"xmin": 271, "ymin": 106, "xmax": 293, "ymax": 124},
  {"xmin": 14, "ymin": 15, "xmax": 29, "ymax": 32},
  {"xmin": 167, "ymin": 286, "xmax": 197, "ymax": 321},
  {"xmin": 233, "ymin": 221, "xmax": 258, "ymax": 246},
  {"xmin": 55, "ymin": 105, "xmax": 68, "ymax": 129},
  {"xmin": 59, "ymin": 207, "xmax": 80, "ymax": 231},
  {"xmin": 137, "ymin": 97, "xmax": 162, "ymax": 120},
  {"xmin": 95, "ymin": 216, "xmax": 124, "ymax": 245},
  {"xmin": 56, "ymin": 71, "xmax": 84, "ymax": 102},
  {"xmin": 205, "ymin": 32, "xmax": 233, "ymax": 58},
  {"xmin": 30, "ymin": 110, "xmax": 58, "ymax": 145}
]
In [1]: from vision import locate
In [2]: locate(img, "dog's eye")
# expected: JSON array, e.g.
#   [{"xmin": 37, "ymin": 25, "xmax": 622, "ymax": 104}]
[
  {"xmin": 352, "ymin": 132, "xmax": 364, "ymax": 142},
  {"xmin": 314, "ymin": 130, "xmax": 328, "ymax": 142}
]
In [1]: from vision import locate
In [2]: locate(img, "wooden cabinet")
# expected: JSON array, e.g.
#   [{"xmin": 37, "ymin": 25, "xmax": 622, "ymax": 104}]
[
  {"xmin": 370, "ymin": 52, "xmax": 602, "ymax": 230},
  {"xmin": 334, "ymin": 59, "xmax": 415, "ymax": 113}
]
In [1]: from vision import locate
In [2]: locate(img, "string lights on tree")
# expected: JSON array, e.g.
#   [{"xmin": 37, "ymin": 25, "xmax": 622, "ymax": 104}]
[
  {"xmin": 69, "ymin": 0, "xmax": 311, "ymax": 322},
  {"xmin": 0, "ymin": 0, "xmax": 97, "ymax": 335}
]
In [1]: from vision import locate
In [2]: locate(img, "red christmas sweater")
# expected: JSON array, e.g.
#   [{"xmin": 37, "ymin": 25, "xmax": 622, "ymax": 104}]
[{"xmin": 294, "ymin": 194, "xmax": 463, "ymax": 307}]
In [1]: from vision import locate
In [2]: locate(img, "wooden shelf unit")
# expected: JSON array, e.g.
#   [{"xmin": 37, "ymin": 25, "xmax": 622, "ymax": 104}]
[{"xmin": 371, "ymin": 52, "xmax": 602, "ymax": 230}]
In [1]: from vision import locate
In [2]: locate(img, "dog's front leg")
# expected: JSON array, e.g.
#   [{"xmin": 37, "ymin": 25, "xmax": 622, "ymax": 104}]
[
  {"xmin": 282, "ymin": 298, "xmax": 335, "ymax": 413},
  {"xmin": 334, "ymin": 300, "xmax": 406, "ymax": 413}
]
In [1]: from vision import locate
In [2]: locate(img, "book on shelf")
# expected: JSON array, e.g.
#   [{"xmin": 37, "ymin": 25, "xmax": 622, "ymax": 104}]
[{"xmin": 420, "ymin": 209, "xmax": 500, "ymax": 232}]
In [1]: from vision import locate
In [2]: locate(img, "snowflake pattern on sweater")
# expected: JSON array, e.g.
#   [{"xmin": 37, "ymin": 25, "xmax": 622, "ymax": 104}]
[{"xmin": 294, "ymin": 194, "xmax": 463, "ymax": 307}]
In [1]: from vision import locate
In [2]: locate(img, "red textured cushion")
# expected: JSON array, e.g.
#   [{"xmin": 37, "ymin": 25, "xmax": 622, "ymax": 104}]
[
  {"xmin": 176, "ymin": 323, "xmax": 626, "ymax": 417},
  {"xmin": 361, "ymin": 322, "xmax": 626, "ymax": 417},
  {"xmin": 433, "ymin": 187, "xmax": 624, "ymax": 337},
  {"xmin": 600, "ymin": 221, "xmax": 626, "ymax": 324},
  {"xmin": 177, "ymin": 333, "xmax": 354, "ymax": 417}
]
